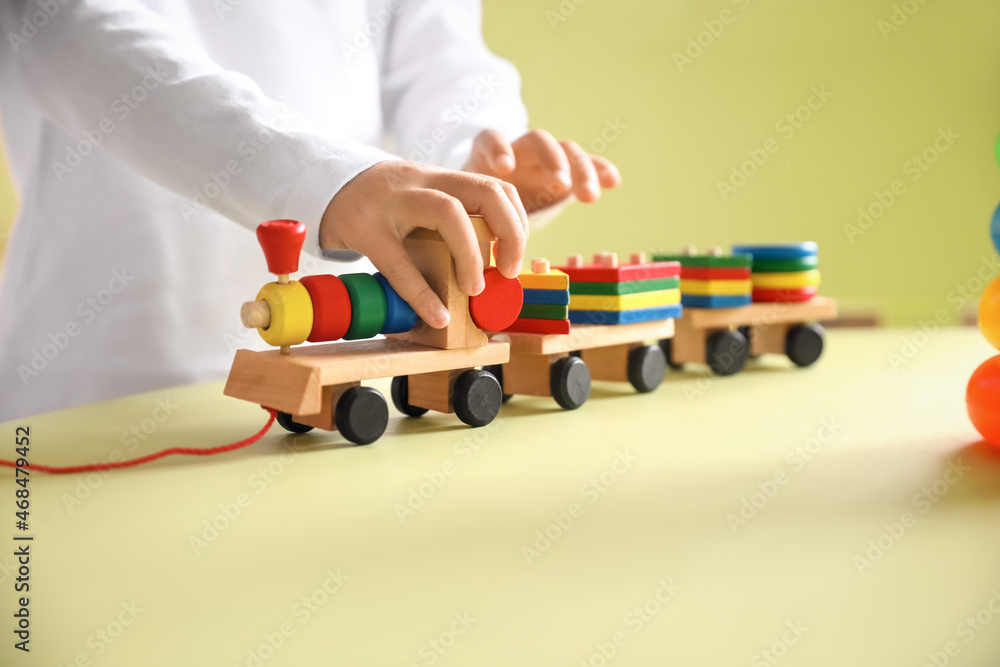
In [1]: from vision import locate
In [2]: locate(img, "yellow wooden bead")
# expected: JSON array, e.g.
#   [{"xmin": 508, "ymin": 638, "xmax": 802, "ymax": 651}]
[
  {"xmin": 751, "ymin": 270, "xmax": 821, "ymax": 289},
  {"xmin": 680, "ymin": 279, "xmax": 752, "ymax": 296},
  {"xmin": 256, "ymin": 282, "xmax": 313, "ymax": 347}
]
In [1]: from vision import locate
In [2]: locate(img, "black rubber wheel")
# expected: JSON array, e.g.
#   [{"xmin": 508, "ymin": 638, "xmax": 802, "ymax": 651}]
[
  {"xmin": 452, "ymin": 369, "xmax": 502, "ymax": 427},
  {"xmin": 334, "ymin": 386, "xmax": 388, "ymax": 445},
  {"xmin": 390, "ymin": 376, "xmax": 429, "ymax": 417},
  {"xmin": 482, "ymin": 364, "xmax": 512, "ymax": 403},
  {"xmin": 627, "ymin": 344, "xmax": 667, "ymax": 393},
  {"xmin": 785, "ymin": 323, "xmax": 825, "ymax": 367},
  {"xmin": 738, "ymin": 326, "xmax": 760, "ymax": 359},
  {"xmin": 550, "ymin": 356, "xmax": 591, "ymax": 410},
  {"xmin": 706, "ymin": 329, "xmax": 749, "ymax": 376},
  {"xmin": 275, "ymin": 411, "xmax": 314, "ymax": 434},
  {"xmin": 569, "ymin": 350, "xmax": 582, "ymax": 358},
  {"xmin": 659, "ymin": 338, "xmax": 684, "ymax": 370}
]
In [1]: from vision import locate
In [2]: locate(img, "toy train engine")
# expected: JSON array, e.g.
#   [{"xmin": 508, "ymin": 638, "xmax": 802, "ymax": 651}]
[{"xmin": 225, "ymin": 218, "xmax": 523, "ymax": 444}]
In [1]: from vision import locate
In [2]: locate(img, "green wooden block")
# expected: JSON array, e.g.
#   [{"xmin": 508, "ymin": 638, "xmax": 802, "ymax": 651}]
[
  {"xmin": 569, "ymin": 277, "xmax": 680, "ymax": 295},
  {"xmin": 518, "ymin": 303, "xmax": 569, "ymax": 320},
  {"xmin": 653, "ymin": 253, "xmax": 752, "ymax": 269},
  {"xmin": 750, "ymin": 256, "xmax": 819, "ymax": 273}
]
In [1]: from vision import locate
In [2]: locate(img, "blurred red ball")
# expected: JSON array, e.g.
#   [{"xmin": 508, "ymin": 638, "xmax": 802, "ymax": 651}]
[{"xmin": 968, "ymin": 354, "xmax": 1000, "ymax": 445}]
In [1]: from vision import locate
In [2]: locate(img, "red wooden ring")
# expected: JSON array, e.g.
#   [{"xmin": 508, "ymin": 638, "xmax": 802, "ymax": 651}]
[{"xmin": 301, "ymin": 274, "xmax": 352, "ymax": 341}]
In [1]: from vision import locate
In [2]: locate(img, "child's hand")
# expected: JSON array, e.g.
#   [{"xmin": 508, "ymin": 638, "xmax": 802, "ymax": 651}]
[
  {"xmin": 320, "ymin": 161, "xmax": 528, "ymax": 330},
  {"xmin": 464, "ymin": 129, "xmax": 621, "ymax": 212}
]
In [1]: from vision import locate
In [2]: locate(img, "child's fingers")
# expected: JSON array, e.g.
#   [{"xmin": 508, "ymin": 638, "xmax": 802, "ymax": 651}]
[
  {"xmin": 559, "ymin": 140, "xmax": 600, "ymax": 203},
  {"xmin": 591, "ymin": 154, "xmax": 622, "ymax": 188},
  {"xmin": 518, "ymin": 129, "xmax": 572, "ymax": 190},
  {"xmin": 397, "ymin": 188, "xmax": 486, "ymax": 296},
  {"xmin": 367, "ymin": 233, "xmax": 451, "ymax": 329},
  {"xmin": 472, "ymin": 129, "xmax": 516, "ymax": 174},
  {"xmin": 427, "ymin": 173, "xmax": 527, "ymax": 280}
]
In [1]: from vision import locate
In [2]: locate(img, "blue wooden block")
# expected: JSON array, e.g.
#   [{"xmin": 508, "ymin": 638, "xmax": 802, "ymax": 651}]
[
  {"xmin": 731, "ymin": 243, "xmax": 818, "ymax": 259},
  {"xmin": 523, "ymin": 288, "xmax": 570, "ymax": 306},
  {"xmin": 681, "ymin": 294, "xmax": 752, "ymax": 309},
  {"xmin": 568, "ymin": 304, "xmax": 682, "ymax": 325},
  {"xmin": 374, "ymin": 273, "xmax": 419, "ymax": 334}
]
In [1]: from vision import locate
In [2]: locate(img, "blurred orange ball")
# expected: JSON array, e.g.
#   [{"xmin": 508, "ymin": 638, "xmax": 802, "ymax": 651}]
[
  {"xmin": 968, "ymin": 355, "xmax": 1000, "ymax": 446},
  {"xmin": 980, "ymin": 276, "xmax": 1000, "ymax": 350}
]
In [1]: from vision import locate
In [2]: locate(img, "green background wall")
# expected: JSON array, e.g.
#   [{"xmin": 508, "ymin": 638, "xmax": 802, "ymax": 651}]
[{"xmin": 2, "ymin": 0, "xmax": 998, "ymax": 325}]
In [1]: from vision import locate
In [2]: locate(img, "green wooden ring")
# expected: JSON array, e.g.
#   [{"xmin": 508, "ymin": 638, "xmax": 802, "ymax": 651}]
[
  {"xmin": 751, "ymin": 256, "xmax": 819, "ymax": 273},
  {"xmin": 340, "ymin": 273, "xmax": 387, "ymax": 340}
]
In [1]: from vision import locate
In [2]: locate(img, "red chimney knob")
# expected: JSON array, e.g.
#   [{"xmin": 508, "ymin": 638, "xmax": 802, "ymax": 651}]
[{"xmin": 256, "ymin": 220, "xmax": 307, "ymax": 275}]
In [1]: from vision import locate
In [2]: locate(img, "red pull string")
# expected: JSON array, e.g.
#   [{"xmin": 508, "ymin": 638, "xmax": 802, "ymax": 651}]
[{"xmin": 0, "ymin": 407, "xmax": 276, "ymax": 475}]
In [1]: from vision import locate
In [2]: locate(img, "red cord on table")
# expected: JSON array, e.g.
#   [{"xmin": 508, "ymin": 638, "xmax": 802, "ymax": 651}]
[{"xmin": 0, "ymin": 407, "xmax": 276, "ymax": 475}]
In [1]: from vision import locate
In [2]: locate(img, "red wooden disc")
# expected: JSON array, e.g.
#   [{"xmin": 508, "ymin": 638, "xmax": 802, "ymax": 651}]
[
  {"xmin": 300, "ymin": 274, "xmax": 352, "ymax": 342},
  {"xmin": 469, "ymin": 267, "xmax": 524, "ymax": 331},
  {"xmin": 752, "ymin": 286, "xmax": 818, "ymax": 303}
]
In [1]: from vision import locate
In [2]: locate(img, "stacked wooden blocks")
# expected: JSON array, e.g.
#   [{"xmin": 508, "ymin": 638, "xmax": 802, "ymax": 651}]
[
  {"xmin": 733, "ymin": 243, "xmax": 821, "ymax": 303},
  {"xmin": 556, "ymin": 252, "xmax": 682, "ymax": 325},
  {"xmin": 653, "ymin": 248, "xmax": 752, "ymax": 308},
  {"xmin": 503, "ymin": 259, "xmax": 571, "ymax": 335}
]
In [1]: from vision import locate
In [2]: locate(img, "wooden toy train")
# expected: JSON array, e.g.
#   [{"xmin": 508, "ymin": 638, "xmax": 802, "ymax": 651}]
[{"xmin": 224, "ymin": 220, "xmax": 837, "ymax": 444}]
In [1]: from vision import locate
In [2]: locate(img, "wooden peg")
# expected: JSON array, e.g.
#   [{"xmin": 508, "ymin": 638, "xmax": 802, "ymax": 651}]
[
  {"xmin": 599, "ymin": 252, "xmax": 618, "ymax": 268},
  {"xmin": 532, "ymin": 258, "xmax": 551, "ymax": 274},
  {"xmin": 567, "ymin": 254, "xmax": 583, "ymax": 268},
  {"xmin": 707, "ymin": 245, "xmax": 723, "ymax": 256},
  {"xmin": 630, "ymin": 252, "xmax": 646, "ymax": 265},
  {"xmin": 241, "ymin": 300, "xmax": 272, "ymax": 329},
  {"xmin": 682, "ymin": 245, "xmax": 698, "ymax": 256}
]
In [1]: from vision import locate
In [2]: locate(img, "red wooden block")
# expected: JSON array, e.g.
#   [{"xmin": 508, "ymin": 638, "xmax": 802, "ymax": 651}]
[
  {"xmin": 300, "ymin": 274, "xmax": 352, "ymax": 342},
  {"xmin": 470, "ymin": 267, "xmax": 524, "ymax": 331},
  {"xmin": 256, "ymin": 220, "xmax": 306, "ymax": 275},
  {"xmin": 681, "ymin": 266, "xmax": 751, "ymax": 281},
  {"xmin": 752, "ymin": 286, "xmax": 819, "ymax": 303},
  {"xmin": 554, "ymin": 260, "xmax": 680, "ymax": 283},
  {"xmin": 503, "ymin": 317, "xmax": 571, "ymax": 335}
]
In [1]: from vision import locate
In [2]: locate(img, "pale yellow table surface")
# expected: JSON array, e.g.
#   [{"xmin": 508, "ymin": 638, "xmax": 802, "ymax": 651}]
[{"xmin": 2, "ymin": 328, "xmax": 999, "ymax": 667}]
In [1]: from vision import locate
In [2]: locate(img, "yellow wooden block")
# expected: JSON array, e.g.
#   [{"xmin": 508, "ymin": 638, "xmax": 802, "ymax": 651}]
[
  {"xmin": 680, "ymin": 279, "xmax": 752, "ymax": 296},
  {"xmin": 256, "ymin": 281, "xmax": 313, "ymax": 347},
  {"xmin": 751, "ymin": 270, "xmax": 821, "ymax": 289},
  {"xmin": 569, "ymin": 288, "xmax": 680, "ymax": 312},
  {"xmin": 518, "ymin": 268, "xmax": 569, "ymax": 290}
]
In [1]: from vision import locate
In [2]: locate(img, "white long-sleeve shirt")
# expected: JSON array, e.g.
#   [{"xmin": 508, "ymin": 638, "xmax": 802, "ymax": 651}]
[{"xmin": 0, "ymin": 0, "xmax": 529, "ymax": 421}]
